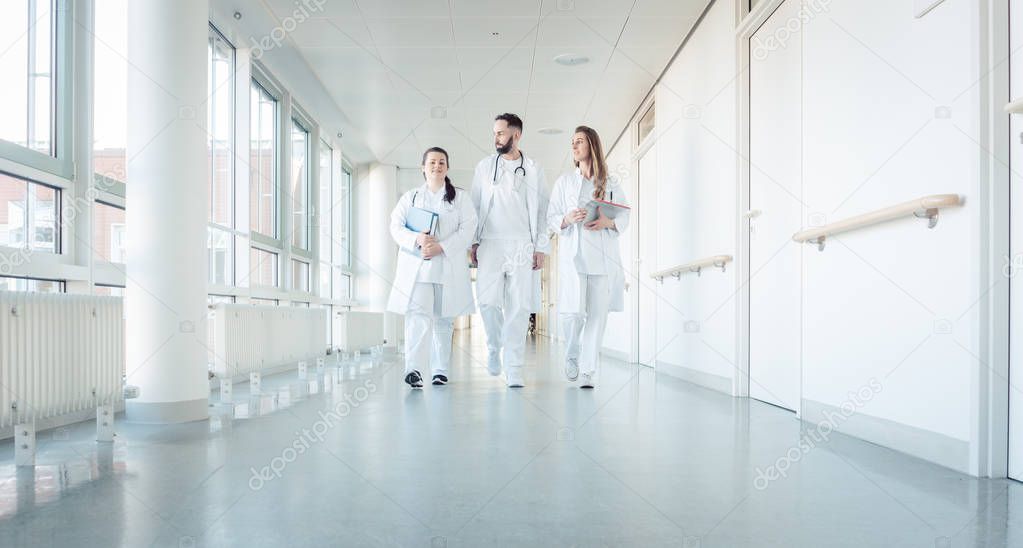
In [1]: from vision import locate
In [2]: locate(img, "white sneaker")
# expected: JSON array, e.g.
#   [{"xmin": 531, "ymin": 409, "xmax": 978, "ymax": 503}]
[
  {"xmin": 579, "ymin": 372, "xmax": 594, "ymax": 389},
  {"xmin": 564, "ymin": 358, "xmax": 579, "ymax": 381},
  {"xmin": 487, "ymin": 350, "xmax": 502, "ymax": 376},
  {"xmin": 506, "ymin": 368, "xmax": 525, "ymax": 388}
]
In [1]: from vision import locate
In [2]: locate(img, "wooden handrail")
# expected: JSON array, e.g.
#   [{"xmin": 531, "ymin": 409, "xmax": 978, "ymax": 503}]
[
  {"xmin": 651, "ymin": 255, "xmax": 733, "ymax": 281},
  {"xmin": 792, "ymin": 194, "xmax": 963, "ymax": 251}
]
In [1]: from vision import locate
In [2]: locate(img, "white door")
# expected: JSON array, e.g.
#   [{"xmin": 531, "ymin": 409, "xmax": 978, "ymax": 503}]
[
  {"xmin": 748, "ymin": 0, "xmax": 803, "ymax": 412},
  {"xmin": 637, "ymin": 145, "xmax": 658, "ymax": 366},
  {"xmin": 1008, "ymin": 0, "xmax": 1023, "ymax": 482}
]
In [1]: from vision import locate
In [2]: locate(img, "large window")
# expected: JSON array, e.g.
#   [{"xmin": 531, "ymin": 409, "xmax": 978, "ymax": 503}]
[
  {"xmin": 93, "ymin": 200, "xmax": 126, "ymax": 263},
  {"xmin": 290, "ymin": 118, "xmax": 310, "ymax": 250},
  {"xmin": 208, "ymin": 27, "xmax": 235, "ymax": 286},
  {"xmin": 0, "ymin": 172, "xmax": 58, "ymax": 252},
  {"xmin": 250, "ymin": 80, "xmax": 277, "ymax": 239},
  {"xmin": 318, "ymin": 141, "xmax": 332, "ymax": 299},
  {"xmin": 93, "ymin": 0, "xmax": 127, "ymax": 185},
  {"xmin": 317, "ymin": 143, "xmax": 352, "ymax": 301},
  {"xmin": 0, "ymin": 0, "xmax": 55, "ymax": 157}
]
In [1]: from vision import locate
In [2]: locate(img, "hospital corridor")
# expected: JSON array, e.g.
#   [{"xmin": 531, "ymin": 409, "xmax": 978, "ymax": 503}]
[{"xmin": 1, "ymin": 0, "xmax": 1023, "ymax": 546}]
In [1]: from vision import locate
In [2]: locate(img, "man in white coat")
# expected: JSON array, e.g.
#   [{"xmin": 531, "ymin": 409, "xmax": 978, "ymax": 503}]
[{"xmin": 470, "ymin": 113, "xmax": 550, "ymax": 387}]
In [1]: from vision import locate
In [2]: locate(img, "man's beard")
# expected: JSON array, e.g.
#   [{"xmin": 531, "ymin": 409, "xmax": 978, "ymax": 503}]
[{"xmin": 495, "ymin": 140, "xmax": 513, "ymax": 155}]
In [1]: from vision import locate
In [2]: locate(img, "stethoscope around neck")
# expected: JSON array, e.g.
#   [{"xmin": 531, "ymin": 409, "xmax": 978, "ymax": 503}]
[{"xmin": 492, "ymin": 152, "xmax": 526, "ymax": 184}]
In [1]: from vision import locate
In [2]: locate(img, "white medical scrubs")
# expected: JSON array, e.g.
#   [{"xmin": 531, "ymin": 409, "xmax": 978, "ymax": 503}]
[
  {"xmin": 401, "ymin": 187, "xmax": 458, "ymax": 378},
  {"xmin": 475, "ymin": 155, "xmax": 541, "ymax": 375}
]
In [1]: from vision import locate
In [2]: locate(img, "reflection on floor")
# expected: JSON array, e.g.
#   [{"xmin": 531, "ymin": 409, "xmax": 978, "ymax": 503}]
[{"xmin": 0, "ymin": 329, "xmax": 1020, "ymax": 547}]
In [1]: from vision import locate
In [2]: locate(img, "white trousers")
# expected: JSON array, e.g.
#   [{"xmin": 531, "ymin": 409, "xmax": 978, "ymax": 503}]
[
  {"xmin": 560, "ymin": 274, "xmax": 610, "ymax": 376},
  {"xmin": 405, "ymin": 282, "xmax": 455, "ymax": 377},
  {"xmin": 476, "ymin": 239, "xmax": 534, "ymax": 370}
]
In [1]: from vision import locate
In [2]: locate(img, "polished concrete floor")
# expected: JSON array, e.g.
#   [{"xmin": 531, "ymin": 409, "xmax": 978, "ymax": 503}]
[{"xmin": 0, "ymin": 328, "xmax": 1021, "ymax": 547}]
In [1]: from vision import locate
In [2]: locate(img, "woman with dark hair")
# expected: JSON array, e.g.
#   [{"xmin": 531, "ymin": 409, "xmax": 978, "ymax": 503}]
[
  {"xmin": 387, "ymin": 147, "xmax": 477, "ymax": 388},
  {"xmin": 547, "ymin": 126, "xmax": 630, "ymax": 389}
]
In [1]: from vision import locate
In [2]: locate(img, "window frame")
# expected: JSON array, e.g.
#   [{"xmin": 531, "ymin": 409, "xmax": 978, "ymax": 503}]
[
  {"xmin": 289, "ymin": 108, "xmax": 314, "ymax": 257},
  {"xmin": 249, "ymin": 62, "xmax": 283, "ymax": 247},
  {"xmin": 0, "ymin": 0, "xmax": 74, "ymax": 180}
]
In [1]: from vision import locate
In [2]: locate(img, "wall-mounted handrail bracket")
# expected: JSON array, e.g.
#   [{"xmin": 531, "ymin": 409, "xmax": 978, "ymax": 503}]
[
  {"xmin": 811, "ymin": 236, "xmax": 826, "ymax": 252},
  {"xmin": 913, "ymin": 207, "xmax": 939, "ymax": 229}
]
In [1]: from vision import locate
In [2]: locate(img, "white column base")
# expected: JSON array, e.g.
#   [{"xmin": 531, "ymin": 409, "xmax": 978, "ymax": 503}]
[
  {"xmin": 220, "ymin": 379, "xmax": 233, "ymax": 403},
  {"xmin": 96, "ymin": 405, "xmax": 115, "ymax": 442},
  {"xmin": 15, "ymin": 422, "xmax": 36, "ymax": 466}
]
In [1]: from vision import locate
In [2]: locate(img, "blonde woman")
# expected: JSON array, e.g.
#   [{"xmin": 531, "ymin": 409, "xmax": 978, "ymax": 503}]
[{"xmin": 547, "ymin": 126, "xmax": 630, "ymax": 388}]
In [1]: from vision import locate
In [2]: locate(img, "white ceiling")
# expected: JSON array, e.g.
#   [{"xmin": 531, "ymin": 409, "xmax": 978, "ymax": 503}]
[{"xmin": 249, "ymin": 0, "xmax": 708, "ymax": 178}]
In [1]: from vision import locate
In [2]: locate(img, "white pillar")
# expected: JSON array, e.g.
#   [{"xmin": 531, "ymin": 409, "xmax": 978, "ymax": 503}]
[
  {"xmin": 354, "ymin": 163, "xmax": 400, "ymax": 345},
  {"xmin": 125, "ymin": 0, "xmax": 210, "ymax": 423}
]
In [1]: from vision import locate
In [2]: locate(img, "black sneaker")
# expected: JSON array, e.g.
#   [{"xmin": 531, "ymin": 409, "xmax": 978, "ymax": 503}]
[
  {"xmin": 405, "ymin": 370, "xmax": 423, "ymax": 388},
  {"xmin": 432, "ymin": 374, "xmax": 448, "ymax": 385}
]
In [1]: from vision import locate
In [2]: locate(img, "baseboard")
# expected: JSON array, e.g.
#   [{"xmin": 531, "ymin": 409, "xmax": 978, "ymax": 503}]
[
  {"xmin": 656, "ymin": 360, "xmax": 732, "ymax": 395},
  {"xmin": 601, "ymin": 347, "xmax": 630, "ymax": 363},
  {"xmin": 0, "ymin": 401, "xmax": 126, "ymax": 441},
  {"xmin": 801, "ymin": 398, "xmax": 970, "ymax": 474}
]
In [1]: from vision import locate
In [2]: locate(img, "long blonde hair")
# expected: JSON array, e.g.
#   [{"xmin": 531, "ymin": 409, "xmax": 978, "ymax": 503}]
[{"xmin": 573, "ymin": 126, "xmax": 609, "ymax": 200}]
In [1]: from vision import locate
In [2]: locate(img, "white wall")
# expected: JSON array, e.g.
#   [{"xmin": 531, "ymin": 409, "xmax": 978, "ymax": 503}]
[
  {"xmin": 799, "ymin": 0, "xmax": 983, "ymax": 472},
  {"xmin": 602, "ymin": 0, "xmax": 736, "ymax": 389},
  {"xmin": 603, "ymin": 0, "xmax": 999, "ymax": 475}
]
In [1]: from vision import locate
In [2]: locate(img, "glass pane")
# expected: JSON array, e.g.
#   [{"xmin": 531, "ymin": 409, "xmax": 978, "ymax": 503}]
[
  {"xmin": 291, "ymin": 259, "xmax": 309, "ymax": 292},
  {"xmin": 208, "ymin": 227, "xmax": 233, "ymax": 285},
  {"xmin": 290, "ymin": 120, "xmax": 309, "ymax": 249},
  {"xmin": 29, "ymin": 182, "xmax": 56, "ymax": 252},
  {"xmin": 318, "ymin": 141, "xmax": 331, "ymax": 261},
  {"xmin": 248, "ymin": 247, "xmax": 277, "ymax": 287},
  {"xmin": 319, "ymin": 261, "xmax": 330, "ymax": 298},
  {"xmin": 251, "ymin": 297, "xmax": 278, "ymax": 306},
  {"xmin": 208, "ymin": 30, "xmax": 234, "ymax": 227},
  {"xmin": 332, "ymin": 268, "xmax": 350, "ymax": 300},
  {"xmin": 0, "ymin": 174, "xmax": 28, "ymax": 247},
  {"xmin": 0, "ymin": 276, "xmax": 62, "ymax": 293},
  {"xmin": 0, "ymin": 0, "xmax": 54, "ymax": 156},
  {"xmin": 93, "ymin": 0, "xmax": 127, "ymax": 183},
  {"xmin": 94, "ymin": 285, "xmax": 124, "ymax": 297},
  {"xmin": 249, "ymin": 82, "xmax": 276, "ymax": 237},
  {"xmin": 93, "ymin": 201, "xmax": 126, "ymax": 263},
  {"xmin": 333, "ymin": 169, "xmax": 351, "ymax": 267},
  {"xmin": 207, "ymin": 294, "xmax": 235, "ymax": 304}
]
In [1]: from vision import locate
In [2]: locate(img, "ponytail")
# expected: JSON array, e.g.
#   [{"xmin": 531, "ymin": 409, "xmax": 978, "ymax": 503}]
[{"xmin": 443, "ymin": 176, "xmax": 455, "ymax": 203}]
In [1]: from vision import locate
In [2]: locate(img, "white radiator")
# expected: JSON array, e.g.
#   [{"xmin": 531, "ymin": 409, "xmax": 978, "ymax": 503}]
[
  {"xmin": 211, "ymin": 304, "xmax": 327, "ymax": 379},
  {"xmin": 337, "ymin": 311, "xmax": 385, "ymax": 352},
  {"xmin": 0, "ymin": 291, "xmax": 124, "ymax": 428}
]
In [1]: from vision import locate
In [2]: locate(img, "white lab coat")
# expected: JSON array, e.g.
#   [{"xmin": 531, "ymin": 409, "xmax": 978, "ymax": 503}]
[
  {"xmin": 470, "ymin": 152, "xmax": 550, "ymax": 312},
  {"xmin": 547, "ymin": 170, "xmax": 630, "ymax": 314},
  {"xmin": 387, "ymin": 184, "xmax": 477, "ymax": 317}
]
